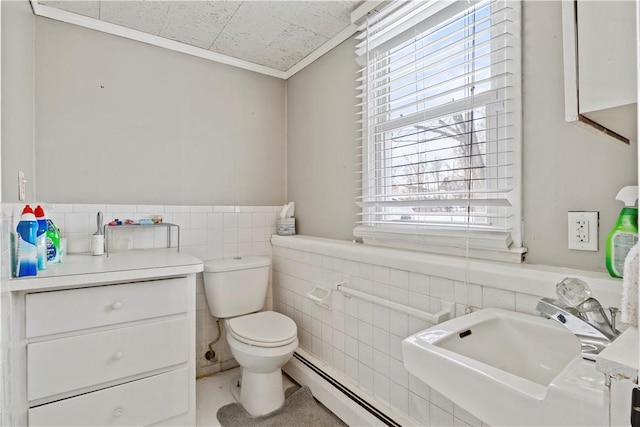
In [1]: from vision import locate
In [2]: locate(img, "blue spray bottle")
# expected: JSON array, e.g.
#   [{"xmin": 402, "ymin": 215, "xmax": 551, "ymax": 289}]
[
  {"xmin": 34, "ymin": 205, "xmax": 48, "ymax": 270},
  {"xmin": 15, "ymin": 205, "xmax": 38, "ymax": 277}
]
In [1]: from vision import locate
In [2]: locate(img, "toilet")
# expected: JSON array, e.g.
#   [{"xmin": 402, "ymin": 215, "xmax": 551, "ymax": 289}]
[{"xmin": 202, "ymin": 256, "xmax": 298, "ymax": 416}]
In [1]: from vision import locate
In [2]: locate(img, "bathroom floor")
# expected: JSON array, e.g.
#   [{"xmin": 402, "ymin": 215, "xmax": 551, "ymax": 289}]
[{"xmin": 195, "ymin": 367, "xmax": 297, "ymax": 426}]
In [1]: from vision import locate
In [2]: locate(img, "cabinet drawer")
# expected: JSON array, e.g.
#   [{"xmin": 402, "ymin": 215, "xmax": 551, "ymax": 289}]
[
  {"xmin": 28, "ymin": 317, "xmax": 188, "ymax": 401},
  {"xmin": 29, "ymin": 367, "xmax": 189, "ymax": 426},
  {"xmin": 26, "ymin": 278, "xmax": 187, "ymax": 338}
]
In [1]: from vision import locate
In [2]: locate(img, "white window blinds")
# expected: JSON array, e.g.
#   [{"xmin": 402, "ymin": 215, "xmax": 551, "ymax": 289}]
[{"xmin": 354, "ymin": 0, "xmax": 523, "ymax": 258}]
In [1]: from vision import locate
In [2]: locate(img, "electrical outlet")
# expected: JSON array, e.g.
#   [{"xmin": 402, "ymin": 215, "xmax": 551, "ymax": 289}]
[{"xmin": 568, "ymin": 211, "xmax": 598, "ymax": 251}]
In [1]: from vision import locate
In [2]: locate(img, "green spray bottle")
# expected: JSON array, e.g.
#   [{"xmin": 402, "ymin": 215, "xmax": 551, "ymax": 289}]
[{"xmin": 606, "ymin": 186, "xmax": 638, "ymax": 278}]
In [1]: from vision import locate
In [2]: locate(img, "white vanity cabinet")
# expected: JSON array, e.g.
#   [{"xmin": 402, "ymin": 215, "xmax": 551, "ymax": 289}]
[
  {"xmin": 7, "ymin": 250, "xmax": 203, "ymax": 426},
  {"xmin": 596, "ymin": 327, "xmax": 638, "ymax": 427},
  {"xmin": 563, "ymin": 0, "xmax": 637, "ymax": 142}
]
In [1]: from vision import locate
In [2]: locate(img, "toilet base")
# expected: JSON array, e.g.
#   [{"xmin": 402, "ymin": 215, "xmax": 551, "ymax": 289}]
[{"xmin": 240, "ymin": 369, "xmax": 285, "ymax": 416}]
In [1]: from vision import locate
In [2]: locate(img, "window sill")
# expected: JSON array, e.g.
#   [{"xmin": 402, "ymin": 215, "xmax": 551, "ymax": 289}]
[
  {"xmin": 270, "ymin": 234, "xmax": 622, "ymax": 309},
  {"xmin": 353, "ymin": 225, "xmax": 527, "ymax": 264}
]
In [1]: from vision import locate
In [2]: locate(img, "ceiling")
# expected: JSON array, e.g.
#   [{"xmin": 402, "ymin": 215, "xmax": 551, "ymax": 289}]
[{"xmin": 37, "ymin": 1, "xmax": 362, "ymax": 73}]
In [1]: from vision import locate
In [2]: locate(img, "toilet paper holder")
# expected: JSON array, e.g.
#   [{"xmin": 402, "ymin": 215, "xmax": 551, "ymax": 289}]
[{"xmin": 306, "ymin": 286, "xmax": 332, "ymax": 310}]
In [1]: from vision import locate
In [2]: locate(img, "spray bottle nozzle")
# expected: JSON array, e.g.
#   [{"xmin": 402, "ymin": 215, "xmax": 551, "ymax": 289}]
[{"xmin": 615, "ymin": 186, "xmax": 639, "ymax": 207}]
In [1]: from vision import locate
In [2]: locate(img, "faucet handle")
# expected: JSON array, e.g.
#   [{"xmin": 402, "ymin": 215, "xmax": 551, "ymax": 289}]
[
  {"xmin": 608, "ymin": 307, "xmax": 619, "ymax": 331},
  {"xmin": 556, "ymin": 277, "xmax": 592, "ymax": 306}
]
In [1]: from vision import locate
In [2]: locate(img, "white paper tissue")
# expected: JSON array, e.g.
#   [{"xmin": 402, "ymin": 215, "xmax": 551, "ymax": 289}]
[
  {"xmin": 279, "ymin": 202, "xmax": 295, "ymax": 219},
  {"xmin": 277, "ymin": 202, "xmax": 296, "ymax": 236}
]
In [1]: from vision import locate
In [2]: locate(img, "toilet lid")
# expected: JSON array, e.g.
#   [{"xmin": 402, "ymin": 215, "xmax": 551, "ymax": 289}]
[{"xmin": 227, "ymin": 311, "xmax": 297, "ymax": 347}]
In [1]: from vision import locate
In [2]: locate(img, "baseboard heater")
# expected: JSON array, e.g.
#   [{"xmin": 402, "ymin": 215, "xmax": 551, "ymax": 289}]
[{"xmin": 292, "ymin": 352, "xmax": 402, "ymax": 427}]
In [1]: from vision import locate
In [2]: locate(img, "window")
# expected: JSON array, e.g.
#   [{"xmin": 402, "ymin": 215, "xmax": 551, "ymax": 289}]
[{"xmin": 354, "ymin": 0, "xmax": 524, "ymax": 262}]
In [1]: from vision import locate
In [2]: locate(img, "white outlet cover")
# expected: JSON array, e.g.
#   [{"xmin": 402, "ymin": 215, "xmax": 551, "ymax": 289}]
[{"xmin": 567, "ymin": 211, "xmax": 599, "ymax": 251}]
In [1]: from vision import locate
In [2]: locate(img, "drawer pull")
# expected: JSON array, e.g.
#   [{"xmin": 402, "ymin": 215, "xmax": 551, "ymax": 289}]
[
  {"xmin": 114, "ymin": 408, "xmax": 124, "ymax": 417},
  {"xmin": 111, "ymin": 301, "xmax": 123, "ymax": 310},
  {"xmin": 113, "ymin": 351, "xmax": 123, "ymax": 360}
]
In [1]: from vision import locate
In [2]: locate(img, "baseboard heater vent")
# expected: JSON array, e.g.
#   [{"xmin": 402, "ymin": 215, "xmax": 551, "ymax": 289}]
[{"xmin": 293, "ymin": 352, "xmax": 401, "ymax": 427}]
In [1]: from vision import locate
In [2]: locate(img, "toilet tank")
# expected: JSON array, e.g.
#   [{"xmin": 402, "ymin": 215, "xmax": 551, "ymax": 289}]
[{"xmin": 203, "ymin": 256, "xmax": 271, "ymax": 318}]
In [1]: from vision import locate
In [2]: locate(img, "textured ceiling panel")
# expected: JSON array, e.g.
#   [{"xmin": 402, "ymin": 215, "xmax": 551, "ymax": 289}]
[
  {"xmin": 40, "ymin": 0, "xmax": 101, "ymax": 19},
  {"xmin": 289, "ymin": 1, "xmax": 356, "ymax": 38},
  {"xmin": 159, "ymin": 2, "xmax": 242, "ymax": 49},
  {"xmin": 210, "ymin": 2, "xmax": 292, "ymax": 64},
  {"xmin": 100, "ymin": 1, "xmax": 172, "ymax": 35},
  {"xmin": 255, "ymin": 24, "xmax": 328, "ymax": 71},
  {"xmin": 37, "ymin": 0, "xmax": 361, "ymax": 73}
]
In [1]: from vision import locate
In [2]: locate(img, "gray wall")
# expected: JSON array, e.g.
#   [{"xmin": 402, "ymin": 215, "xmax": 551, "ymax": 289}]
[
  {"xmin": 286, "ymin": 37, "xmax": 359, "ymax": 241},
  {"xmin": 1, "ymin": 1, "xmax": 36, "ymax": 202},
  {"xmin": 34, "ymin": 18, "xmax": 286, "ymax": 206},
  {"xmin": 520, "ymin": 1, "xmax": 636, "ymax": 270},
  {"xmin": 285, "ymin": 1, "xmax": 638, "ymax": 272},
  {"xmin": 3, "ymin": 1, "xmax": 637, "ymax": 271}
]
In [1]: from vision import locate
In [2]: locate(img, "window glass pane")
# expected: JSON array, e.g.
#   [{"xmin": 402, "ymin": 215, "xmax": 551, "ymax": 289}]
[{"xmin": 360, "ymin": 0, "xmax": 518, "ymax": 235}]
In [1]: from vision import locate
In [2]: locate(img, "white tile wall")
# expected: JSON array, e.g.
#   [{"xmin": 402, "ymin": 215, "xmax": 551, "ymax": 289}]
[
  {"xmin": 2, "ymin": 204, "xmax": 624, "ymax": 424},
  {"xmin": 271, "ymin": 243, "xmax": 609, "ymax": 426},
  {"xmin": 1, "ymin": 202, "xmax": 282, "ymax": 378}
]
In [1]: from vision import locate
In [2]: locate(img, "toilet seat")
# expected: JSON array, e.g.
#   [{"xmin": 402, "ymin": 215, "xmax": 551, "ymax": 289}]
[{"xmin": 227, "ymin": 311, "xmax": 297, "ymax": 348}]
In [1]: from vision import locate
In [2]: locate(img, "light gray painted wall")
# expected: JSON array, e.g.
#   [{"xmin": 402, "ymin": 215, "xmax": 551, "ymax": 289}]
[
  {"xmin": 285, "ymin": 1, "xmax": 638, "ymax": 272},
  {"xmin": 286, "ymin": 37, "xmax": 359, "ymax": 241},
  {"xmin": 520, "ymin": 1, "xmax": 636, "ymax": 270},
  {"xmin": 34, "ymin": 18, "xmax": 286, "ymax": 206},
  {"xmin": 1, "ymin": 1, "xmax": 35, "ymax": 203}
]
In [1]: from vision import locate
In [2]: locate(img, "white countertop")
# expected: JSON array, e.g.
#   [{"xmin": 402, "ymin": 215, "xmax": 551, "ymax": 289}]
[
  {"xmin": 596, "ymin": 327, "xmax": 638, "ymax": 382},
  {"xmin": 9, "ymin": 249, "xmax": 204, "ymax": 292}
]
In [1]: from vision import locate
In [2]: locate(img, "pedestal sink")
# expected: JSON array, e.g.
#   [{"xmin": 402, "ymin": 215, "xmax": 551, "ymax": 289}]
[{"xmin": 402, "ymin": 308, "xmax": 605, "ymax": 426}]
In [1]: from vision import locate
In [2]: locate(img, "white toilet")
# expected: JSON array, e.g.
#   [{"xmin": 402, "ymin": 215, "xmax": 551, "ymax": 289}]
[{"xmin": 202, "ymin": 256, "xmax": 298, "ymax": 416}]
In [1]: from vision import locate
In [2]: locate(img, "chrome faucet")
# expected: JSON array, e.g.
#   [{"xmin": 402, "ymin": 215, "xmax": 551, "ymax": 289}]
[{"xmin": 536, "ymin": 278, "xmax": 620, "ymax": 362}]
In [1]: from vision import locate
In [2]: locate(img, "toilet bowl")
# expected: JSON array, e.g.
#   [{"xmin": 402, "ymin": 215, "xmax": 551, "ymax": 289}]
[
  {"xmin": 225, "ymin": 312, "xmax": 298, "ymax": 415},
  {"xmin": 202, "ymin": 257, "xmax": 299, "ymax": 416}
]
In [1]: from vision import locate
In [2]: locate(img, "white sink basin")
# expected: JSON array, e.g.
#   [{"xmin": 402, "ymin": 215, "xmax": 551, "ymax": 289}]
[{"xmin": 402, "ymin": 308, "xmax": 605, "ymax": 426}]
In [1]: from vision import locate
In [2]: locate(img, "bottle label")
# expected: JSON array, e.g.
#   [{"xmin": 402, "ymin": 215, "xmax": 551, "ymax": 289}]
[
  {"xmin": 46, "ymin": 220, "xmax": 61, "ymax": 263},
  {"xmin": 612, "ymin": 232, "xmax": 638, "ymax": 276},
  {"xmin": 36, "ymin": 234, "xmax": 47, "ymax": 270},
  {"xmin": 46, "ymin": 237, "xmax": 59, "ymax": 263},
  {"xmin": 16, "ymin": 238, "xmax": 37, "ymax": 277}
]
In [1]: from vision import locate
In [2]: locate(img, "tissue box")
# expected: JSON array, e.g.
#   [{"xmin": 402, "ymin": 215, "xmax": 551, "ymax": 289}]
[{"xmin": 277, "ymin": 218, "xmax": 296, "ymax": 236}]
